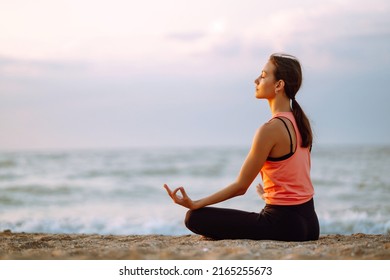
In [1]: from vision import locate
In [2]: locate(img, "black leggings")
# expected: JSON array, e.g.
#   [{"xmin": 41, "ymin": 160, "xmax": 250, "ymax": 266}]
[{"xmin": 185, "ymin": 199, "xmax": 320, "ymax": 241}]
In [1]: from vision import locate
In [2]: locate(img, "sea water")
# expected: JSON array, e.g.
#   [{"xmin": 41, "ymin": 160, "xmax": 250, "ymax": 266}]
[{"xmin": 0, "ymin": 145, "xmax": 389, "ymax": 235}]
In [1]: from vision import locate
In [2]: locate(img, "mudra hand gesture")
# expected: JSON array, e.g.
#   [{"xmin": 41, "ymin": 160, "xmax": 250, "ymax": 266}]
[{"xmin": 164, "ymin": 184, "xmax": 197, "ymax": 210}]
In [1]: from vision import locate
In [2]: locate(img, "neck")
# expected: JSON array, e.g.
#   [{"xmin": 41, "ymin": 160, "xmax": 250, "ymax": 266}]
[{"xmin": 268, "ymin": 94, "xmax": 292, "ymax": 115}]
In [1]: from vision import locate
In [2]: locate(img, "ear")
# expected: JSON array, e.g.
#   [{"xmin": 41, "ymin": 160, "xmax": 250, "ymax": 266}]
[{"xmin": 275, "ymin": 79, "xmax": 285, "ymax": 91}]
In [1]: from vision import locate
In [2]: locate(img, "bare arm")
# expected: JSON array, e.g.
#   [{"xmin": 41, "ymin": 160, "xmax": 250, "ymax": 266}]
[{"xmin": 164, "ymin": 124, "xmax": 276, "ymax": 210}]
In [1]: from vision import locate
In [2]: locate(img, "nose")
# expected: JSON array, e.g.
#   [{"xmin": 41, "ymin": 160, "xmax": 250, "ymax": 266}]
[{"xmin": 254, "ymin": 77, "xmax": 259, "ymax": 85}]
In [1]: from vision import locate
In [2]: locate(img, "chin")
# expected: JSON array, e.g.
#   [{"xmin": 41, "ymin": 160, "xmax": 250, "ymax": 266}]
[{"xmin": 255, "ymin": 93, "xmax": 263, "ymax": 99}]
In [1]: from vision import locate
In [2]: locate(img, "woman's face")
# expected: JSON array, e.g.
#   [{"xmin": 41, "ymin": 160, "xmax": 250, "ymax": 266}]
[{"xmin": 254, "ymin": 60, "xmax": 277, "ymax": 99}]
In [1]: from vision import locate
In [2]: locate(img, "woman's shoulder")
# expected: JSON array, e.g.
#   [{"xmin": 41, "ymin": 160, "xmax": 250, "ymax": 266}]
[
  {"xmin": 250, "ymin": 123, "xmax": 278, "ymax": 156},
  {"xmin": 254, "ymin": 120, "xmax": 283, "ymax": 143},
  {"xmin": 262, "ymin": 117, "xmax": 286, "ymax": 133}
]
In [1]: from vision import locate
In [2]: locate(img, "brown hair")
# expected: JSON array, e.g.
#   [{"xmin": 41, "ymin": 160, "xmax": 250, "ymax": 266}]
[{"xmin": 269, "ymin": 53, "xmax": 313, "ymax": 148}]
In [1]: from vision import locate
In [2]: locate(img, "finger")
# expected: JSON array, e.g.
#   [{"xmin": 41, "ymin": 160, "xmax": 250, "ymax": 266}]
[
  {"xmin": 163, "ymin": 184, "xmax": 174, "ymax": 198},
  {"xmin": 163, "ymin": 184, "xmax": 171, "ymax": 194},
  {"xmin": 172, "ymin": 187, "xmax": 183, "ymax": 199},
  {"xmin": 178, "ymin": 187, "xmax": 189, "ymax": 199},
  {"xmin": 256, "ymin": 184, "xmax": 264, "ymax": 195}
]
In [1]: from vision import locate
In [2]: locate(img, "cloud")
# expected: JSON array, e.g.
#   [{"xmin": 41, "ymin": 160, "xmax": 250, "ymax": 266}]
[
  {"xmin": 1, "ymin": 0, "xmax": 390, "ymax": 149},
  {"xmin": 167, "ymin": 31, "xmax": 207, "ymax": 42},
  {"xmin": 0, "ymin": 56, "xmax": 88, "ymax": 80},
  {"xmin": 237, "ymin": 1, "xmax": 390, "ymax": 73}
]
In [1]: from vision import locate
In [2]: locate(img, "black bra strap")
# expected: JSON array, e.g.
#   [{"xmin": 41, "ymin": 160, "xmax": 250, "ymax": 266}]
[{"xmin": 274, "ymin": 117, "xmax": 293, "ymax": 154}]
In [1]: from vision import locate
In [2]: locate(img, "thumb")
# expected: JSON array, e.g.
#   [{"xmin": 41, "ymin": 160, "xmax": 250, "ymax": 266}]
[{"xmin": 178, "ymin": 187, "xmax": 189, "ymax": 199}]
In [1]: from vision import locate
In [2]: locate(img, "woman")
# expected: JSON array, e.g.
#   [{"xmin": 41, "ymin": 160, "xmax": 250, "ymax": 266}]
[{"xmin": 164, "ymin": 53, "xmax": 320, "ymax": 241}]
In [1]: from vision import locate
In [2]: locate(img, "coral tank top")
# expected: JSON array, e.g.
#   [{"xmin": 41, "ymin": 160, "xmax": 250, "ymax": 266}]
[{"xmin": 260, "ymin": 112, "xmax": 314, "ymax": 205}]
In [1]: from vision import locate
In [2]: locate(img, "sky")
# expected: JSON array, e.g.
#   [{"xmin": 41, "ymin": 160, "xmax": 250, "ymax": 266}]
[{"xmin": 1, "ymin": 0, "xmax": 390, "ymax": 151}]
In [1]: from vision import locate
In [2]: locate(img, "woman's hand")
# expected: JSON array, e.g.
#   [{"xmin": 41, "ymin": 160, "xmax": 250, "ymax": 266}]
[
  {"xmin": 256, "ymin": 183, "xmax": 265, "ymax": 201},
  {"xmin": 164, "ymin": 184, "xmax": 197, "ymax": 210}
]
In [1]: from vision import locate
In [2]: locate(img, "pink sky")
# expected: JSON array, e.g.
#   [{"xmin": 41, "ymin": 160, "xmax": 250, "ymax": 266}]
[{"xmin": 1, "ymin": 0, "xmax": 389, "ymax": 150}]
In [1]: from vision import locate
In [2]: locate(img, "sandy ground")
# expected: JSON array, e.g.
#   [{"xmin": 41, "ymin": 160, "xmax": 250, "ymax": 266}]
[{"xmin": 0, "ymin": 230, "xmax": 389, "ymax": 260}]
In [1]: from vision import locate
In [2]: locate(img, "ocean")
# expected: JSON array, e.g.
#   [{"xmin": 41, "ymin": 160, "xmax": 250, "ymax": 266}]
[{"xmin": 0, "ymin": 145, "xmax": 389, "ymax": 236}]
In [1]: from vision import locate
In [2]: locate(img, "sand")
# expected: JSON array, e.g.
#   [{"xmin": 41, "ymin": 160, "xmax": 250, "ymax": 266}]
[{"xmin": 0, "ymin": 230, "xmax": 389, "ymax": 260}]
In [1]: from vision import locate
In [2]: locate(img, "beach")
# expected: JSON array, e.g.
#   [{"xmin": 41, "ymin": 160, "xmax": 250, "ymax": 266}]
[{"xmin": 1, "ymin": 230, "xmax": 389, "ymax": 260}]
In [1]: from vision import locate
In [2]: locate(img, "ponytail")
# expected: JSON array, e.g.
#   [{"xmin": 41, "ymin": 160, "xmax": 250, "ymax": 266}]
[
  {"xmin": 270, "ymin": 53, "xmax": 313, "ymax": 148},
  {"xmin": 291, "ymin": 99, "xmax": 313, "ymax": 148}
]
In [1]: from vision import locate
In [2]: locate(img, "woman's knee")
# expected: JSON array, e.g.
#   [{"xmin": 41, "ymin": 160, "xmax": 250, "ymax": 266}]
[
  {"xmin": 184, "ymin": 209, "xmax": 193, "ymax": 229},
  {"xmin": 185, "ymin": 208, "xmax": 210, "ymax": 233},
  {"xmin": 185, "ymin": 209, "xmax": 200, "ymax": 230}
]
